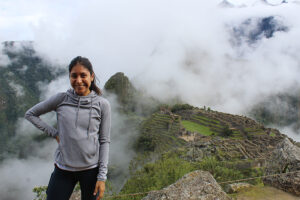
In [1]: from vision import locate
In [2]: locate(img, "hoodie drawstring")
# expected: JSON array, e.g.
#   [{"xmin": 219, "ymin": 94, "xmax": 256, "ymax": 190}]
[
  {"xmin": 87, "ymin": 97, "xmax": 93, "ymax": 138},
  {"xmin": 75, "ymin": 97, "xmax": 81, "ymax": 128},
  {"xmin": 72, "ymin": 90, "xmax": 93, "ymax": 139}
]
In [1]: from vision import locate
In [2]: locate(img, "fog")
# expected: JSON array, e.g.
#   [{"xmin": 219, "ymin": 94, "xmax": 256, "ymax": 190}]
[
  {"xmin": 1, "ymin": 0, "xmax": 300, "ymax": 199},
  {"xmin": 28, "ymin": 0, "xmax": 300, "ymax": 115},
  {"xmin": 0, "ymin": 44, "xmax": 11, "ymax": 67},
  {"xmin": 2, "ymin": 1, "xmax": 300, "ymax": 115},
  {"xmin": 0, "ymin": 139, "xmax": 56, "ymax": 199}
]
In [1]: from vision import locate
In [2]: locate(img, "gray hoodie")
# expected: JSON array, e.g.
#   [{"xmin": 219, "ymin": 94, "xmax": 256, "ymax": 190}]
[{"xmin": 25, "ymin": 89, "xmax": 111, "ymax": 181}]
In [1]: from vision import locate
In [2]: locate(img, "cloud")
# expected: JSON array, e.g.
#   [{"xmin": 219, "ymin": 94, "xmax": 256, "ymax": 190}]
[
  {"xmin": 3, "ymin": 0, "xmax": 297, "ymax": 128},
  {"xmin": 37, "ymin": 74, "xmax": 70, "ymax": 100},
  {"xmin": 272, "ymin": 124, "xmax": 300, "ymax": 142},
  {"xmin": 0, "ymin": 140, "xmax": 56, "ymax": 200},
  {"xmin": 23, "ymin": 1, "xmax": 299, "ymax": 113},
  {"xmin": 1, "ymin": 0, "xmax": 299, "ymax": 133},
  {"xmin": 8, "ymin": 81, "xmax": 25, "ymax": 97},
  {"xmin": 0, "ymin": 43, "xmax": 11, "ymax": 67},
  {"xmin": 105, "ymin": 94, "xmax": 140, "ymax": 191}
]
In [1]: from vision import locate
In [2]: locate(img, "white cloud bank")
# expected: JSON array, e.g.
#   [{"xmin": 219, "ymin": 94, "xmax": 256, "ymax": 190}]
[
  {"xmin": 21, "ymin": 0, "xmax": 299, "ymax": 114},
  {"xmin": 2, "ymin": 0, "xmax": 300, "ymax": 138}
]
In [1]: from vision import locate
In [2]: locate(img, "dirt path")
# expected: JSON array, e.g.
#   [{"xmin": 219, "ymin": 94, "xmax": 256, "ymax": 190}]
[
  {"xmin": 179, "ymin": 135, "xmax": 195, "ymax": 142},
  {"xmin": 235, "ymin": 186, "xmax": 300, "ymax": 200}
]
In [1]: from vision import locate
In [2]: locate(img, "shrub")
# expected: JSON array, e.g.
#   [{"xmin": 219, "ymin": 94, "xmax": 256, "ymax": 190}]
[
  {"xmin": 171, "ymin": 104, "xmax": 194, "ymax": 112},
  {"xmin": 221, "ymin": 125, "xmax": 234, "ymax": 137}
]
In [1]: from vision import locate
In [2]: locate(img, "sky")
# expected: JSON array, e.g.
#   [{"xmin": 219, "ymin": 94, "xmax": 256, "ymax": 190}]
[{"xmin": 1, "ymin": 0, "xmax": 300, "ymax": 199}]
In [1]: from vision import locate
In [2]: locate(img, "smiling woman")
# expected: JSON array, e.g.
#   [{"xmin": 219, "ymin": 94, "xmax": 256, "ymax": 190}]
[
  {"xmin": 25, "ymin": 56, "xmax": 110, "ymax": 200},
  {"xmin": 68, "ymin": 56, "xmax": 100, "ymax": 97},
  {"xmin": 69, "ymin": 64, "xmax": 94, "ymax": 96}
]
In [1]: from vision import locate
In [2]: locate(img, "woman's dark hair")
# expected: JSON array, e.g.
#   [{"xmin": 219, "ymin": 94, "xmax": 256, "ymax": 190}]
[{"xmin": 68, "ymin": 56, "xmax": 102, "ymax": 95}]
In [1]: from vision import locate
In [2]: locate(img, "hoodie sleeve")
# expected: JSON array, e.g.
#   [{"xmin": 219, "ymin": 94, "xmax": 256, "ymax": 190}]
[
  {"xmin": 24, "ymin": 93, "xmax": 65, "ymax": 138},
  {"xmin": 97, "ymin": 98, "xmax": 111, "ymax": 181}
]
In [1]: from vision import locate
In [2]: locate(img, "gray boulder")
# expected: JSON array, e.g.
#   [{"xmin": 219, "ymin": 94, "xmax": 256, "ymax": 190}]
[
  {"xmin": 142, "ymin": 170, "xmax": 231, "ymax": 200},
  {"xmin": 263, "ymin": 137, "xmax": 300, "ymax": 196}
]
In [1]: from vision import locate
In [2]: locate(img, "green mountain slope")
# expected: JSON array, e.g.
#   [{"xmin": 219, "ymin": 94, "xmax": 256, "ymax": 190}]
[
  {"xmin": 114, "ymin": 105, "xmax": 288, "ymax": 199},
  {"xmin": 0, "ymin": 41, "xmax": 66, "ymax": 160}
]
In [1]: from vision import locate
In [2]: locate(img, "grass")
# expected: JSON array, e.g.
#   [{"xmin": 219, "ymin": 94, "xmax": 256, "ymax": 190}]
[
  {"xmin": 181, "ymin": 120, "xmax": 215, "ymax": 136},
  {"xmin": 192, "ymin": 115, "xmax": 220, "ymax": 124},
  {"xmin": 244, "ymin": 128, "xmax": 263, "ymax": 132},
  {"xmin": 191, "ymin": 118, "xmax": 224, "ymax": 128},
  {"xmin": 230, "ymin": 185, "xmax": 298, "ymax": 200},
  {"xmin": 270, "ymin": 132, "xmax": 276, "ymax": 137},
  {"xmin": 247, "ymin": 132, "xmax": 266, "ymax": 136}
]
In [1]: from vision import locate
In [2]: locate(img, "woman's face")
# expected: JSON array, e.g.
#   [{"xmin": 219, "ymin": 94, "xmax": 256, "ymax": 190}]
[{"xmin": 69, "ymin": 64, "xmax": 94, "ymax": 96}]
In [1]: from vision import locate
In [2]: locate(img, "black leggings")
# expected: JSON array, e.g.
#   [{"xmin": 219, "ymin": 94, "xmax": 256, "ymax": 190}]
[{"xmin": 46, "ymin": 165, "xmax": 98, "ymax": 200}]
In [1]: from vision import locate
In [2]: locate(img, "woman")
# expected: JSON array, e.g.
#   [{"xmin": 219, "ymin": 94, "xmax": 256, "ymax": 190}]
[{"xmin": 25, "ymin": 56, "xmax": 111, "ymax": 200}]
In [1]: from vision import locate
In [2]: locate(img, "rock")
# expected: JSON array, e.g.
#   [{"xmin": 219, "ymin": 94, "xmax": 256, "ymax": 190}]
[
  {"xmin": 225, "ymin": 182, "xmax": 253, "ymax": 193},
  {"xmin": 263, "ymin": 137, "xmax": 300, "ymax": 196},
  {"xmin": 70, "ymin": 190, "xmax": 81, "ymax": 200},
  {"xmin": 142, "ymin": 170, "xmax": 231, "ymax": 200}
]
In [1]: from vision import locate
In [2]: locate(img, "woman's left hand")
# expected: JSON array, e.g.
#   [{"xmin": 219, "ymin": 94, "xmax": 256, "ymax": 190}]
[{"xmin": 93, "ymin": 180, "xmax": 105, "ymax": 200}]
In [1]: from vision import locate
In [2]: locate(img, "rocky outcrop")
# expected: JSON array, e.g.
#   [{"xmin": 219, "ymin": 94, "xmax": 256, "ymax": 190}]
[
  {"xmin": 142, "ymin": 170, "xmax": 231, "ymax": 200},
  {"xmin": 70, "ymin": 191, "xmax": 80, "ymax": 200},
  {"xmin": 263, "ymin": 137, "xmax": 300, "ymax": 196}
]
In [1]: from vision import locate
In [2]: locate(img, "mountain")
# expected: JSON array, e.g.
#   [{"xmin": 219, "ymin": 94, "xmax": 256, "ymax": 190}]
[
  {"xmin": 249, "ymin": 92, "xmax": 300, "ymax": 127},
  {"xmin": 99, "ymin": 73, "xmax": 299, "ymax": 199},
  {"xmin": 231, "ymin": 16, "xmax": 288, "ymax": 47},
  {"xmin": 104, "ymin": 72, "xmax": 162, "ymax": 115},
  {"xmin": 0, "ymin": 41, "xmax": 66, "ymax": 160},
  {"xmin": 116, "ymin": 105, "xmax": 291, "ymax": 199}
]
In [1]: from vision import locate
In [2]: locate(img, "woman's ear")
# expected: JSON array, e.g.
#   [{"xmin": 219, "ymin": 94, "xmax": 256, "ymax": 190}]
[{"xmin": 91, "ymin": 73, "xmax": 95, "ymax": 81}]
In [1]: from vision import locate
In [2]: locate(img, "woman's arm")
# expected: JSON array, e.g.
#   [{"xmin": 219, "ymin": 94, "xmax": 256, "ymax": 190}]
[
  {"xmin": 94, "ymin": 98, "xmax": 111, "ymax": 199},
  {"xmin": 97, "ymin": 98, "xmax": 111, "ymax": 181},
  {"xmin": 25, "ymin": 93, "xmax": 65, "ymax": 138}
]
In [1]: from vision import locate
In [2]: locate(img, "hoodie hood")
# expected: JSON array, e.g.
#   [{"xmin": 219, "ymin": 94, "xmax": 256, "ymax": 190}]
[
  {"xmin": 66, "ymin": 88, "xmax": 98, "ymax": 137},
  {"xmin": 66, "ymin": 88, "xmax": 98, "ymax": 103}
]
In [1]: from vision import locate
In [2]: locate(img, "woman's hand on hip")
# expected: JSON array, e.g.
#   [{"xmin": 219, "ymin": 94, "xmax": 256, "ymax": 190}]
[
  {"xmin": 94, "ymin": 180, "xmax": 105, "ymax": 200},
  {"xmin": 55, "ymin": 136, "xmax": 60, "ymax": 143}
]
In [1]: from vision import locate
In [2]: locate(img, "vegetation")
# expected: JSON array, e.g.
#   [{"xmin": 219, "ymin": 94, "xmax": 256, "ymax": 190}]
[
  {"xmin": 33, "ymin": 183, "xmax": 81, "ymax": 200},
  {"xmin": 221, "ymin": 125, "xmax": 234, "ymax": 137},
  {"xmin": 104, "ymin": 72, "xmax": 136, "ymax": 111},
  {"xmin": 170, "ymin": 103, "xmax": 194, "ymax": 112},
  {"xmin": 111, "ymin": 152, "xmax": 263, "ymax": 200},
  {"xmin": 181, "ymin": 120, "xmax": 215, "ymax": 136},
  {"xmin": 134, "ymin": 113, "xmax": 186, "ymax": 153}
]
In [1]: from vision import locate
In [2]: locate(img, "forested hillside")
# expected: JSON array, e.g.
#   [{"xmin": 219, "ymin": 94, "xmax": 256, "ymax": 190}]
[{"xmin": 0, "ymin": 41, "xmax": 65, "ymax": 160}]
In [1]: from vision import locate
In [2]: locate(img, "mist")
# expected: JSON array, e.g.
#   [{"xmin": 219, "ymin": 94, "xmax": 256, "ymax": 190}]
[
  {"xmin": 26, "ymin": 0, "xmax": 300, "ymax": 114},
  {"xmin": 0, "ymin": 139, "xmax": 56, "ymax": 199},
  {"xmin": 0, "ymin": 44, "xmax": 11, "ymax": 67}
]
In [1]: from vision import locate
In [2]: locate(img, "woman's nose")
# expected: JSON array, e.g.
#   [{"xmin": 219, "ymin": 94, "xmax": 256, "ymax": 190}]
[{"xmin": 76, "ymin": 77, "xmax": 82, "ymax": 83}]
